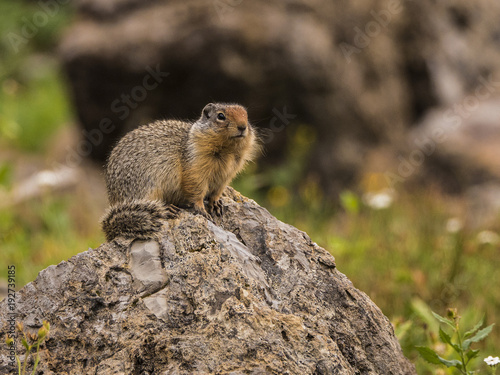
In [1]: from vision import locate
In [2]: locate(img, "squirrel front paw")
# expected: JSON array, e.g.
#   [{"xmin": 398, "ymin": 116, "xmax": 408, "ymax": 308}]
[
  {"xmin": 192, "ymin": 203, "xmax": 212, "ymax": 220},
  {"xmin": 207, "ymin": 199, "xmax": 224, "ymax": 217}
]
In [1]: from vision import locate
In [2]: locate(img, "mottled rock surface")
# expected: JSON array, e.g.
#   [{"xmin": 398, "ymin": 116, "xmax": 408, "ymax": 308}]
[{"xmin": 0, "ymin": 189, "xmax": 415, "ymax": 374}]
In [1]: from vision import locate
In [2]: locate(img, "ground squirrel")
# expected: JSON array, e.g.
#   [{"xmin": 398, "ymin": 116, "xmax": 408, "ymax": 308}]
[{"xmin": 101, "ymin": 103, "xmax": 259, "ymax": 241}]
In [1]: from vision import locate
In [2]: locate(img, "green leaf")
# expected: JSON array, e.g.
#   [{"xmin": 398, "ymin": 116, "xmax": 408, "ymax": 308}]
[
  {"xmin": 439, "ymin": 327, "xmax": 461, "ymax": 353},
  {"xmin": 416, "ymin": 346, "xmax": 462, "ymax": 368},
  {"xmin": 439, "ymin": 327, "xmax": 452, "ymax": 344},
  {"xmin": 462, "ymin": 323, "xmax": 494, "ymax": 350},
  {"xmin": 466, "ymin": 349, "xmax": 480, "ymax": 361},
  {"xmin": 340, "ymin": 190, "xmax": 360, "ymax": 215},
  {"xmin": 21, "ymin": 337, "xmax": 29, "ymax": 351},
  {"xmin": 416, "ymin": 347, "xmax": 442, "ymax": 365},
  {"xmin": 439, "ymin": 358, "xmax": 462, "ymax": 368},
  {"xmin": 432, "ymin": 311, "xmax": 455, "ymax": 328},
  {"xmin": 464, "ymin": 316, "xmax": 484, "ymax": 338}
]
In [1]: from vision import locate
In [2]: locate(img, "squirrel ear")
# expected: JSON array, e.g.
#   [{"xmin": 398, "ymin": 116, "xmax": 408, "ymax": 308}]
[{"xmin": 202, "ymin": 103, "xmax": 215, "ymax": 119}]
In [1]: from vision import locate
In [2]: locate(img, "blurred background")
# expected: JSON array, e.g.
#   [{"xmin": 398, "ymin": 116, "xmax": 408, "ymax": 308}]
[{"xmin": 1, "ymin": 0, "xmax": 500, "ymax": 372}]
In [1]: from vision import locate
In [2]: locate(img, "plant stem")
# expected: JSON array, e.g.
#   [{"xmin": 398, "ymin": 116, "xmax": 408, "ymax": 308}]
[
  {"xmin": 21, "ymin": 347, "xmax": 30, "ymax": 375},
  {"xmin": 32, "ymin": 354, "xmax": 40, "ymax": 375},
  {"xmin": 31, "ymin": 341, "xmax": 41, "ymax": 375},
  {"xmin": 454, "ymin": 322, "xmax": 468, "ymax": 375}
]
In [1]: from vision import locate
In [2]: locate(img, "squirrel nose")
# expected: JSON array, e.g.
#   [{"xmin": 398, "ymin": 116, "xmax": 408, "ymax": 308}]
[{"xmin": 237, "ymin": 124, "xmax": 247, "ymax": 132}]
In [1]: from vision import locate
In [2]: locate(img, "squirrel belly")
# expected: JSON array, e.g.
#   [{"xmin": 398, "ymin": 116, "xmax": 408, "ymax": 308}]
[{"xmin": 101, "ymin": 103, "xmax": 259, "ymax": 242}]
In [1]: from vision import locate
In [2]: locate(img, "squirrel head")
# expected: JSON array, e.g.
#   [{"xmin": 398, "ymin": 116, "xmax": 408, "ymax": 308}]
[{"xmin": 200, "ymin": 103, "xmax": 250, "ymax": 139}]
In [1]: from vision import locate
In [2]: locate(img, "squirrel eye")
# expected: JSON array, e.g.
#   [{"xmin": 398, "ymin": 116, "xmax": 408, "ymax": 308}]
[{"xmin": 217, "ymin": 113, "xmax": 226, "ymax": 121}]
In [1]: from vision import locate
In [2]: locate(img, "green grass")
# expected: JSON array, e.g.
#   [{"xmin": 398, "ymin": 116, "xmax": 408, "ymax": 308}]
[
  {"xmin": 1, "ymin": 194, "xmax": 104, "ymax": 288},
  {"xmin": 0, "ymin": 0, "xmax": 102, "ymax": 286},
  {"xmin": 0, "ymin": 67, "xmax": 72, "ymax": 152},
  {"xmin": 0, "ymin": 0, "xmax": 73, "ymax": 153}
]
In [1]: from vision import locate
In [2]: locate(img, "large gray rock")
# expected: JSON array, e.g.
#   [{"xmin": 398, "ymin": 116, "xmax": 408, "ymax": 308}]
[
  {"xmin": 405, "ymin": 97, "xmax": 500, "ymax": 228},
  {"xmin": 0, "ymin": 188, "xmax": 415, "ymax": 374}
]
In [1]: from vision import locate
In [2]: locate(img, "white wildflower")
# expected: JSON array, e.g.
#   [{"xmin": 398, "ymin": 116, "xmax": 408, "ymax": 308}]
[
  {"xmin": 445, "ymin": 218, "xmax": 463, "ymax": 233},
  {"xmin": 477, "ymin": 230, "xmax": 500, "ymax": 245},
  {"xmin": 363, "ymin": 189, "xmax": 394, "ymax": 210},
  {"xmin": 485, "ymin": 355, "xmax": 500, "ymax": 366}
]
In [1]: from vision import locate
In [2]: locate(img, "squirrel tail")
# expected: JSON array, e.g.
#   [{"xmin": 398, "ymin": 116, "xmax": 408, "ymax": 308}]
[{"xmin": 101, "ymin": 199, "xmax": 178, "ymax": 242}]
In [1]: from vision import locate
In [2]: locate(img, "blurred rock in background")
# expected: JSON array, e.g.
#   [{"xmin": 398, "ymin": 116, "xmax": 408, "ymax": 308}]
[{"xmin": 59, "ymin": 0, "xmax": 500, "ymax": 211}]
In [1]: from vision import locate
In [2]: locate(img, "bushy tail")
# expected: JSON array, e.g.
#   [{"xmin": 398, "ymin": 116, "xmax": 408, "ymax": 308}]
[{"xmin": 101, "ymin": 199, "xmax": 178, "ymax": 242}]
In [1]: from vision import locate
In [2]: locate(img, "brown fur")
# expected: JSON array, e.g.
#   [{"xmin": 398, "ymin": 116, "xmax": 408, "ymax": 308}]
[{"xmin": 101, "ymin": 103, "xmax": 259, "ymax": 241}]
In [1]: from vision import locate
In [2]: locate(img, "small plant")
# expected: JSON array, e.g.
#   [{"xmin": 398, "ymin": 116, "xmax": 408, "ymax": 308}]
[
  {"xmin": 417, "ymin": 308, "xmax": 495, "ymax": 374},
  {"xmin": 5, "ymin": 320, "xmax": 50, "ymax": 375}
]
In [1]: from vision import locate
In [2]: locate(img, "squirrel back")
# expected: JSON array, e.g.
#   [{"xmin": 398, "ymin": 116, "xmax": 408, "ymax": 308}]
[{"xmin": 101, "ymin": 103, "xmax": 259, "ymax": 241}]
